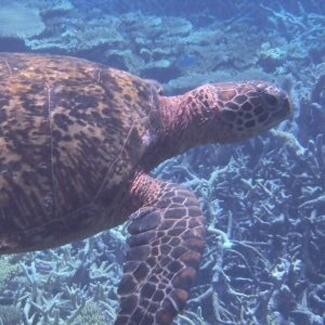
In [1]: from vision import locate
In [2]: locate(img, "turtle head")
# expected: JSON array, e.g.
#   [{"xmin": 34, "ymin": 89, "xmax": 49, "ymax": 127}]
[
  {"xmin": 146, "ymin": 81, "xmax": 291, "ymax": 169},
  {"xmin": 210, "ymin": 81, "xmax": 291, "ymax": 142}
]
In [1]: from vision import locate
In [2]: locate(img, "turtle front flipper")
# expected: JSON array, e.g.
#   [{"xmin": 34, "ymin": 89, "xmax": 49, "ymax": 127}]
[{"xmin": 115, "ymin": 174, "xmax": 206, "ymax": 325}]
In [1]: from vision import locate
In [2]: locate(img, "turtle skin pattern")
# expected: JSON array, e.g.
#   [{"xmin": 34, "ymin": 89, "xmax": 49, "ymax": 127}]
[
  {"xmin": 0, "ymin": 53, "xmax": 290, "ymax": 325},
  {"xmin": 0, "ymin": 53, "xmax": 159, "ymax": 252},
  {"xmin": 116, "ymin": 173, "xmax": 206, "ymax": 325},
  {"xmin": 0, "ymin": 54, "xmax": 206, "ymax": 325}
]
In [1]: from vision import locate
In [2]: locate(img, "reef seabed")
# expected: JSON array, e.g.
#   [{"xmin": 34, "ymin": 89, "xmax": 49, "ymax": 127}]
[{"xmin": 0, "ymin": 0, "xmax": 324, "ymax": 324}]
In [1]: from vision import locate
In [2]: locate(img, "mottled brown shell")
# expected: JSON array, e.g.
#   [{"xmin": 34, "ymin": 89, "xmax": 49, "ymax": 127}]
[{"xmin": 0, "ymin": 53, "xmax": 159, "ymax": 253}]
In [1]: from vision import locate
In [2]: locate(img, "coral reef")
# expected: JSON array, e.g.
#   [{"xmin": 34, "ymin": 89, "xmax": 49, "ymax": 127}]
[
  {"xmin": 0, "ymin": 4, "xmax": 45, "ymax": 38},
  {"xmin": 0, "ymin": 257, "xmax": 19, "ymax": 288},
  {"xmin": 153, "ymin": 128, "xmax": 325, "ymax": 323},
  {"xmin": 0, "ymin": 0, "xmax": 324, "ymax": 324}
]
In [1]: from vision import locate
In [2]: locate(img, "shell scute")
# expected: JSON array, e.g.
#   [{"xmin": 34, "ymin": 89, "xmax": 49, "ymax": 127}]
[{"xmin": 0, "ymin": 53, "xmax": 160, "ymax": 253}]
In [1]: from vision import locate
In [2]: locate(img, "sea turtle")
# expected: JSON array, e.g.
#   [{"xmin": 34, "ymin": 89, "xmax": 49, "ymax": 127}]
[{"xmin": 0, "ymin": 53, "xmax": 291, "ymax": 324}]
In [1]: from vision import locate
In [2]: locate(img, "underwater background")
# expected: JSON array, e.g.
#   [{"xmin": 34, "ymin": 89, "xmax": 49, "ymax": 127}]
[{"xmin": 0, "ymin": 0, "xmax": 324, "ymax": 324}]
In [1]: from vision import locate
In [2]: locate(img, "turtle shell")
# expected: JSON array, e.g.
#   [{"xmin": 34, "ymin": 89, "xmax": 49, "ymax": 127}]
[{"xmin": 0, "ymin": 53, "xmax": 160, "ymax": 253}]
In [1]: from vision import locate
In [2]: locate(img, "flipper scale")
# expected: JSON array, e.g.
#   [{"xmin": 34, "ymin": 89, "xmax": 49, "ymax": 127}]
[{"xmin": 115, "ymin": 180, "xmax": 206, "ymax": 325}]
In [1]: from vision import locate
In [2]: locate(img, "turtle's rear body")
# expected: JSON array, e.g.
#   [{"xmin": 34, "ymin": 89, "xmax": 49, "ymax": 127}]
[{"xmin": 0, "ymin": 53, "xmax": 158, "ymax": 253}]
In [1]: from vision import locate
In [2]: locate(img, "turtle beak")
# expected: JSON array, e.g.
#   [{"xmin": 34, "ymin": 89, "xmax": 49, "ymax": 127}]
[
  {"xmin": 274, "ymin": 90, "xmax": 292, "ymax": 122},
  {"xmin": 284, "ymin": 94, "xmax": 292, "ymax": 117}
]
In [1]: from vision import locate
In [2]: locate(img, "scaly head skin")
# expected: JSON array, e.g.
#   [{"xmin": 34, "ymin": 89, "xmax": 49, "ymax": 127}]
[
  {"xmin": 205, "ymin": 81, "xmax": 291, "ymax": 141},
  {"xmin": 143, "ymin": 81, "xmax": 291, "ymax": 169}
]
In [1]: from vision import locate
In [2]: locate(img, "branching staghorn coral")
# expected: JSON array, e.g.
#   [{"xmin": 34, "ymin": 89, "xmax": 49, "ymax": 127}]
[
  {"xmin": 150, "ymin": 109, "xmax": 324, "ymax": 323},
  {"xmin": 0, "ymin": 1, "xmax": 323, "ymax": 324}
]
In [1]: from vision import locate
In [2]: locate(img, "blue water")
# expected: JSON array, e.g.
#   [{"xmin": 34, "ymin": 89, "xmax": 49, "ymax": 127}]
[{"xmin": 0, "ymin": 1, "xmax": 324, "ymax": 324}]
